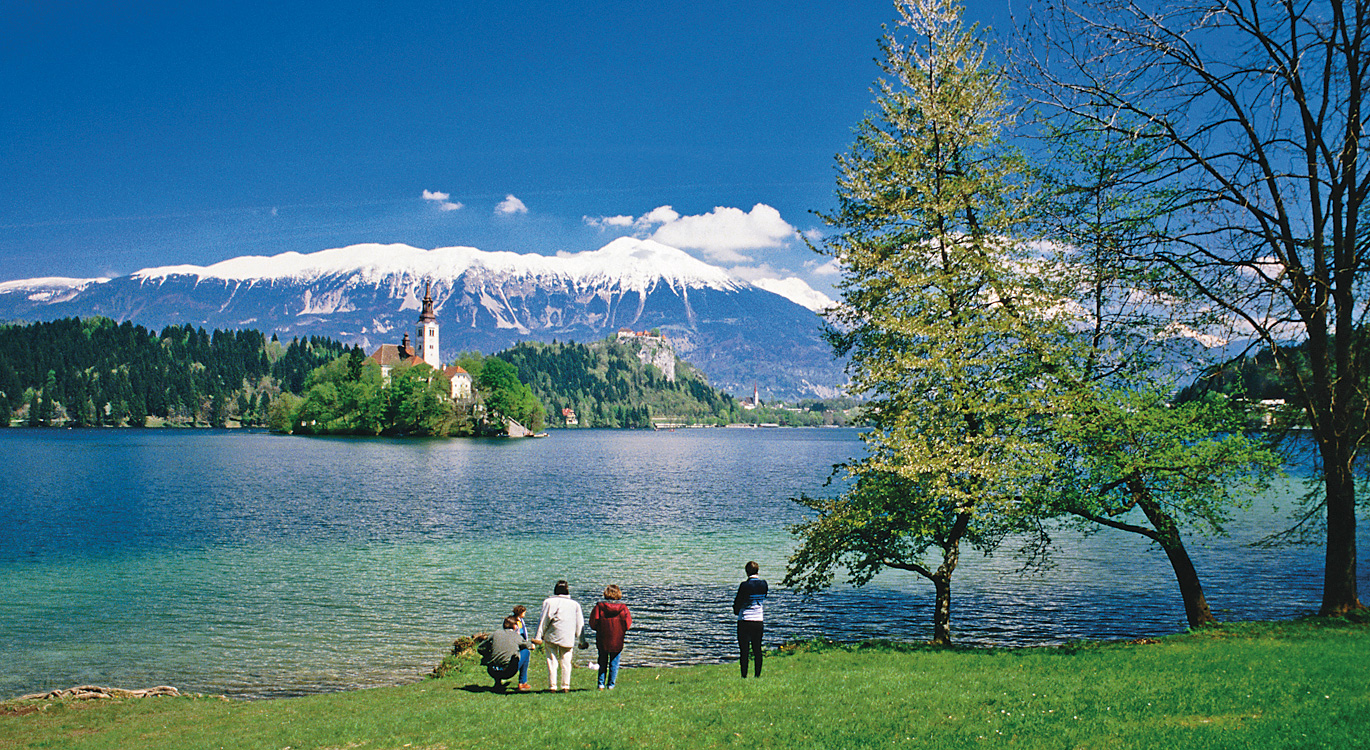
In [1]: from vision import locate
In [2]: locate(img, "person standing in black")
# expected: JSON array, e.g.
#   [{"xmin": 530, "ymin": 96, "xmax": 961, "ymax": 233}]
[{"xmin": 732, "ymin": 560, "xmax": 768, "ymax": 678}]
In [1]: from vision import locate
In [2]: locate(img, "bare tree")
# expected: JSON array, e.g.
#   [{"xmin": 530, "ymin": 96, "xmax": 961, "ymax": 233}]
[{"xmin": 1018, "ymin": 0, "xmax": 1368, "ymax": 615}]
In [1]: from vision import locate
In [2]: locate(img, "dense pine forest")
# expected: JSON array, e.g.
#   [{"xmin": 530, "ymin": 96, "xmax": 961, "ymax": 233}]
[
  {"xmin": 0, "ymin": 318, "xmax": 858, "ymax": 431},
  {"xmin": 0, "ymin": 317, "xmax": 351, "ymax": 427}
]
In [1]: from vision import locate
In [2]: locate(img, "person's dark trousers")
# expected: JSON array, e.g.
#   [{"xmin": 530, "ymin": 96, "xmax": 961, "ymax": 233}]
[
  {"xmin": 737, "ymin": 620, "xmax": 764, "ymax": 678},
  {"xmin": 487, "ymin": 661, "xmax": 519, "ymax": 686}
]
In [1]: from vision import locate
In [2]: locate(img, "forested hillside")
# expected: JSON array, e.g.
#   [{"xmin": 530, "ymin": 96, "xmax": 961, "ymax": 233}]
[
  {"xmin": 0, "ymin": 317, "xmax": 351, "ymax": 427},
  {"xmin": 495, "ymin": 338, "xmax": 740, "ymax": 428}
]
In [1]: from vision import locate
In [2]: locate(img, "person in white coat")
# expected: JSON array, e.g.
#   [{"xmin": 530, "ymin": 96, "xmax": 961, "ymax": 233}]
[{"xmin": 531, "ymin": 579, "xmax": 584, "ymax": 692}]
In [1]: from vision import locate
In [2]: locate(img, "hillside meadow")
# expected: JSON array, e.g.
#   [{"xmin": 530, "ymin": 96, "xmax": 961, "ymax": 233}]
[{"xmin": 2, "ymin": 617, "xmax": 1366, "ymax": 750}]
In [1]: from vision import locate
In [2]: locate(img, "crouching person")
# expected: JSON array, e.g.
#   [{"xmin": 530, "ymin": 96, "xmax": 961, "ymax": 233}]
[{"xmin": 483, "ymin": 617, "xmax": 531, "ymax": 691}]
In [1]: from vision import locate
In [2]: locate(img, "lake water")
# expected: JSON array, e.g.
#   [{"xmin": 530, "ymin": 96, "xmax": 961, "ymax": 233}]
[{"xmin": 0, "ymin": 427, "xmax": 1364, "ymax": 699}]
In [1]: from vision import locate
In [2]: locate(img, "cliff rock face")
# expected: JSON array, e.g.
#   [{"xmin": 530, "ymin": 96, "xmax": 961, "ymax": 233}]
[
  {"xmin": 617, "ymin": 333, "xmax": 676, "ymax": 382},
  {"xmin": 0, "ymin": 239, "xmax": 848, "ymax": 399}
]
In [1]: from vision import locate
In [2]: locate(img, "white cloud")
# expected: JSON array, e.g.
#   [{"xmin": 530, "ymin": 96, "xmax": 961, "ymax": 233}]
[
  {"xmin": 640, "ymin": 205, "xmax": 682, "ymax": 226},
  {"xmin": 1240, "ymin": 255, "xmax": 1286, "ymax": 279},
  {"xmin": 583, "ymin": 203, "xmax": 798, "ymax": 264},
  {"xmin": 807, "ymin": 258, "xmax": 842, "ymax": 277},
  {"xmin": 496, "ymin": 194, "xmax": 528, "ymax": 215},
  {"xmin": 583, "ymin": 214, "xmax": 636, "ymax": 228},
  {"xmin": 752, "ymin": 276, "xmax": 838, "ymax": 313},
  {"xmin": 423, "ymin": 189, "xmax": 463, "ymax": 211},
  {"xmin": 649, "ymin": 204, "xmax": 796, "ymax": 263}
]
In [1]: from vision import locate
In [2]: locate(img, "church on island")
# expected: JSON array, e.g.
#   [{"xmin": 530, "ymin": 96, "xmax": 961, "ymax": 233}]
[{"xmin": 366, "ymin": 283, "xmax": 472, "ymax": 401}]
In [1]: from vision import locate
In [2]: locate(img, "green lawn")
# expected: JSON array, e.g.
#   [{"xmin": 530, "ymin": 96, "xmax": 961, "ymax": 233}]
[{"xmin": 3, "ymin": 618, "xmax": 1366, "ymax": 750}]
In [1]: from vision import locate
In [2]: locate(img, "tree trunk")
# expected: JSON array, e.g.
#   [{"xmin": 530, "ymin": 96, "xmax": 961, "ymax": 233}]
[
  {"xmin": 931, "ymin": 574, "xmax": 953, "ymax": 645},
  {"xmin": 1321, "ymin": 439, "xmax": 1364, "ymax": 615},
  {"xmin": 1131, "ymin": 478, "xmax": 1214, "ymax": 628},
  {"xmin": 928, "ymin": 510, "xmax": 971, "ymax": 646}
]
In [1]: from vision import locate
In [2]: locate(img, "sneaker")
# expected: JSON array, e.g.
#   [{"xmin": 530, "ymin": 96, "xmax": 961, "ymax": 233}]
[
  {"xmin": 517, "ymin": 683, "xmax": 530, "ymax": 692},
  {"xmin": 598, "ymin": 685, "xmax": 606, "ymax": 690}
]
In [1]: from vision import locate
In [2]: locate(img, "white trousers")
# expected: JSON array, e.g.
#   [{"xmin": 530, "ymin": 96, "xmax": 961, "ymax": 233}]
[{"xmin": 545, "ymin": 643, "xmax": 573, "ymax": 690}]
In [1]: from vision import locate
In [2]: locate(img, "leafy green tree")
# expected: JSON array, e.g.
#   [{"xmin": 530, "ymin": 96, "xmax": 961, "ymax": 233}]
[
  {"xmin": 209, "ymin": 391, "xmax": 229, "ymax": 428},
  {"xmin": 267, "ymin": 393, "xmax": 302, "ymax": 433},
  {"xmin": 1047, "ymin": 390, "xmax": 1278, "ymax": 626},
  {"xmin": 387, "ymin": 363, "xmax": 457, "ymax": 435},
  {"xmin": 786, "ymin": 0, "xmax": 1063, "ymax": 645},
  {"xmin": 452, "ymin": 351, "xmax": 486, "ymax": 381},
  {"xmin": 293, "ymin": 357, "xmax": 385, "ymax": 435},
  {"xmin": 38, "ymin": 371, "xmax": 56, "ymax": 426},
  {"xmin": 478, "ymin": 357, "xmax": 544, "ymax": 432}
]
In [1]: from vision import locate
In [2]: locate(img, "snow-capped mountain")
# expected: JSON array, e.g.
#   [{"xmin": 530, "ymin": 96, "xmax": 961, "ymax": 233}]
[{"xmin": 0, "ymin": 238, "xmax": 847, "ymax": 399}]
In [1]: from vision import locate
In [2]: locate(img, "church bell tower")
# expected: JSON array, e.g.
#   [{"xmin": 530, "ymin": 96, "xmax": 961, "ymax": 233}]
[{"xmin": 416, "ymin": 281, "xmax": 440, "ymax": 368}]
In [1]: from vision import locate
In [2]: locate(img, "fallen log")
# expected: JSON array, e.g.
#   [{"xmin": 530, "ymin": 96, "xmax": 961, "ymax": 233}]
[{"xmin": 14, "ymin": 685, "xmax": 181, "ymax": 701}]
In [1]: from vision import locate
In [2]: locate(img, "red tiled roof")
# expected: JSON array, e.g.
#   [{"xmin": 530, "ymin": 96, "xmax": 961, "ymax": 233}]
[{"xmin": 368, "ymin": 344, "xmax": 423, "ymax": 367}]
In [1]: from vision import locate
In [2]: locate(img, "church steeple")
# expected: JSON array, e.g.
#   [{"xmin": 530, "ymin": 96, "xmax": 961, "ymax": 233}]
[
  {"xmin": 418, "ymin": 281, "xmax": 437, "ymax": 323},
  {"xmin": 416, "ymin": 281, "xmax": 441, "ymax": 368}
]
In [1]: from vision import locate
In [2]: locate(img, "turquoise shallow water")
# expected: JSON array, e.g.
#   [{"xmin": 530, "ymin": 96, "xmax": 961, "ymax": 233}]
[{"xmin": 0, "ymin": 427, "xmax": 1364, "ymax": 699}]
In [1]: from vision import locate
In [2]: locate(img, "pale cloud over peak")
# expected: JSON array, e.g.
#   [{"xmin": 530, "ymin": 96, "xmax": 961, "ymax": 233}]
[
  {"xmin": 753, "ymin": 276, "xmax": 838, "ymax": 313},
  {"xmin": 496, "ymin": 194, "xmax": 528, "ymax": 215},
  {"xmin": 807, "ymin": 258, "xmax": 842, "ymax": 277},
  {"xmin": 651, "ymin": 204, "xmax": 795, "ymax": 263},
  {"xmin": 422, "ymin": 189, "xmax": 463, "ymax": 211},
  {"xmin": 583, "ymin": 214, "xmax": 635, "ymax": 228},
  {"xmin": 640, "ymin": 205, "xmax": 681, "ymax": 226},
  {"xmin": 728, "ymin": 264, "xmax": 837, "ymax": 313},
  {"xmin": 583, "ymin": 203, "xmax": 798, "ymax": 264}
]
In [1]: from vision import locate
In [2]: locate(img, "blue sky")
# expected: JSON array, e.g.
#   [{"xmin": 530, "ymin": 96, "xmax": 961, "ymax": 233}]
[{"xmin": 1, "ymin": 1, "xmax": 1017, "ymax": 297}]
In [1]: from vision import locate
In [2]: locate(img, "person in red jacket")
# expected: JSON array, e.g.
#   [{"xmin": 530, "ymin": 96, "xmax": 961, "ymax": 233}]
[{"xmin": 588, "ymin": 584, "xmax": 632, "ymax": 690}]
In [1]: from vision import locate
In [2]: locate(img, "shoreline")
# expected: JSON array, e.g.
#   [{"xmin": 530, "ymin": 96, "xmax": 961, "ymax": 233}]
[{"xmin": 9, "ymin": 614, "xmax": 1364, "ymax": 705}]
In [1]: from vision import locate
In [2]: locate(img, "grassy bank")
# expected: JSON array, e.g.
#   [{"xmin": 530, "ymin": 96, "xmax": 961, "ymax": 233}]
[{"xmin": 3, "ymin": 618, "xmax": 1367, "ymax": 750}]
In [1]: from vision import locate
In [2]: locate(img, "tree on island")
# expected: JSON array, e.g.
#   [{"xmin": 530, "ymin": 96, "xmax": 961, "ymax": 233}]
[
  {"xmin": 284, "ymin": 356, "xmax": 468, "ymax": 437},
  {"xmin": 786, "ymin": 0, "xmax": 1063, "ymax": 645}
]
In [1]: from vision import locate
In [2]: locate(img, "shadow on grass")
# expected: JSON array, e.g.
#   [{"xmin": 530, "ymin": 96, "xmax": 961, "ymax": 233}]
[{"xmin": 456, "ymin": 684, "xmax": 587, "ymax": 695}]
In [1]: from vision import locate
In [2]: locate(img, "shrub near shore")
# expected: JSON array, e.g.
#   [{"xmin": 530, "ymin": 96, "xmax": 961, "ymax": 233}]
[{"xmin": 2, "ymin": 618, "xmax": 1366, "ymax": 750}]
